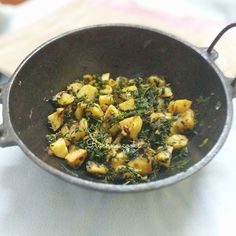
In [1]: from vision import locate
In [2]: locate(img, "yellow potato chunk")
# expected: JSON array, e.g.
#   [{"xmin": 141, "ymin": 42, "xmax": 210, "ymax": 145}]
[
  {"xmin": 121, "ymin": 85, "xmax": 137, "ymax": 93},
  {"xmin": 172, "ymin": 109, "xmax": 195, "ymax": 133},
  {"xmin": 160, "ymin": 87, "xmax": 173, "ymax": 97},
  {"xmin": 119, "ymin": 116, "xmax": 143, "ymax": 139},
  {"xmin": 119, "ymin": 98, "xmax": 135, "ymax": 111},
  {"xmin": 60, "ymin": 124, "xmax": 70, "ymax": 136},
  {"xmin": 48, "ymin": 108, "xmax": 64, "ymax": 131},
  {"xmin": 166, "ymin": 134, "xmax": 188, "ymax": 149},
  {"xmin": 148, "ymin": 75, "xmax": 166, "ymax": 86},
  {"xmin": 168, "ymin": 99, "xmax": 192, "ymax": 113},
  {"xmin": 86, "ymin": 104, "xmax": 104, "ymax": 117},
  {"xmin": 104, "ymin": 105, "xmax": 119, "ymax": 120},
  {"xmin": 99, "ymin": 95, "xmax": 114, "ymax": 105},
  {"xmin": 86, "ymin": 161, "xmax": 108, "ymax": 175},
  {"xmin": 57, "ymin": 92, "xmax": 74, "ymax": 106},
  {"xmin": 155, "ymin": 146, "xmax": 174, "ymax": 167},
  {"xmin": 74, "ymin": 104, "xmax": 84, "ymax": 121},
  {"xmin": 77, "ymin": 84, "xmax": 98, "ymax": 101},
  {"xmin": 150, "ymin": 112, "xmax": 172, "ymax": 122},
  {"xmin": 111, "ymin": 152, "xmax": 128, "ymax": 169},
  {"xmin": 67, "ymin": 82, "xmax": 83, "ymax": 93},
  {"xmin": 70, "ymin": 118, "xmax": 88, "ymax": 141},
  {"xmin": 65, "ymin": 149, "xmax": 87, "ymax": 168},
  {"xmin": 49, "ymin": 138, "xmax": 68, "ymax": 158},
  {"xmin": 128, "ymin": 157, "xmax": 152, "ymax": 175},
  {"xmin": 100, "ymin": 85, "xmax": 113, "ymax": 95},
  {"xmin": 101, "ymin": 73, "xmax": 110, "ymax": 82}
]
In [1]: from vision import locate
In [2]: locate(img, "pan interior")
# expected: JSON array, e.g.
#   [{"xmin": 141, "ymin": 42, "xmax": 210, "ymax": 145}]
[{"xmin": 9, "ymin": 26, "xmax": 227, "ymax": 183}]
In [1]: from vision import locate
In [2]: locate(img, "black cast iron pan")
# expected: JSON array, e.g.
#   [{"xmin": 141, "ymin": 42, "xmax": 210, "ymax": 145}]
[{"xmin": 0, "ymin": 24, "xmax": 235, "ymax": 192}]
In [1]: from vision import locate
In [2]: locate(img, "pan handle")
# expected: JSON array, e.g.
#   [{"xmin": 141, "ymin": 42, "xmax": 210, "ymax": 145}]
[
  {"xmin": 206, "ymin": 23, "xmax": 236, "ymax": 98},
  {"xmin": 0, "ymin": 72, "xmax": 16, "ymax": 147}
]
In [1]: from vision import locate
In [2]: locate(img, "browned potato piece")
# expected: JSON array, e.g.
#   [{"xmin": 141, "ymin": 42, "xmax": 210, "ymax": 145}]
[
  {"xmin": 65, "ymin": 149, "xmax": 87, "ymax": 168},
  {"xmin": 171, "ymin": 109, "xmax": 195, "ymax": 133},
  {"xmin": 166, "ymin": 134, "xmax": 188, "ymax": 149},
  {"xmin": 168, "ymin": 99, "xmax": 192, "ymax": 113},
  {"xmin": 86, "ymin": 162, "xmax": 108, "ymax": 175},
  {"xmin": 128, "ymin": 157, "xmax": 152, "ymax": 175},
  {"xmin": 119, "ymin": 116, "xmax": 143, "ymax": 139},
  {"xmin": 49, "ymin": 138, "xmax": 68, "ymax": 158},
  {"xmin": 111, "ymin": 152, "xmax": 128, "ymax": 169},
  {"xmin": 48, "ymin": 108, "xmax": 64, "ymax": 131}
]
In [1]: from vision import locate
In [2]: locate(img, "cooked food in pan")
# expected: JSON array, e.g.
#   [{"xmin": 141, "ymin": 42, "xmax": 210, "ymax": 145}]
[{"xmin": 46, "ymin": 73, "xmax": 195, "ymax": 184}]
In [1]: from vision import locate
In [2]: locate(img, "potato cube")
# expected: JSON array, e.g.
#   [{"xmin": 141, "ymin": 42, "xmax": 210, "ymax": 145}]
[
  {"xmin": 57, "ymin": 92, "xmax": 74, "ymax": 105},
  {"xmin": 86, "ymin": 161, "xmax": 108, "ymax": 175},
  {"xmin": 166, "ymin": 134, "xmax": 188, "ymax": 149},
  {"xmin": 119, "ymin": 116, "xmax": 143, "ymax": 139},
  {"xmin": 111, "ymin": 152, "xmax": 128, "ymax": 169},
  {"xmin": 171, "ymin": 109, "xmax": 195, "ymax": 133},
  {"xmin": 99, "ymin": 95, "xmax": 114, "ymax": 105},
  {"xmin": 67, "ymin": 82, "xmax": 83, "ymax": 93},
  {"xmin": 65, "ymin": 149, "xmax": 87, "ymax": 168},
  {"xmin": 70, "ymin": 118, "xmax": 88, "ymax": 141},
  {"xmin": 48, "ymin": 108, "xmax": 64, "ymax": 131},
  {"xmin": 155, "ymin": 146, "xmax": 173, "ymax": 167},
  {"xmin": 168, "ymin": 99, "xmax": 192, "ymax": 113},
  {"xmin": 86, "ymin": 104, "xmax": 104, "ymax": 117},
  {"xmin": 60, "ymin": 124, "xmax": 70, "ymax": 136},
  {"xmin": 119, "ymin": 98, "xmax": 135, "ymax": 111},
  {"xmin": 104, "ymin": 105, "xmax": 119, "ymax": 120},
  {"xmin": 49, "ymin": 138, "xmax": 68, "ymax": 158},
  {"xmin": 101, "ymin": 73, "xmax": 110, "ymax": 82},
  {"xmin": 77, "ymin": 84, "xmax": 98, "ymax": 101},
  {"xmin": 128, "ymin": 157, "xmax": 152, "ymax": 175},
  {"xmin": 100, "ymin": 85, "xmax": 113, "ymax": 94}
]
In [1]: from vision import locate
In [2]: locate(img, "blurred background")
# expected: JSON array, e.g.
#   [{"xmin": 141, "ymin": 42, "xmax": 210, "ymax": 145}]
[{"xmin": 0, "ymin": 0, "xmax": 236, "ymax": 76}]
